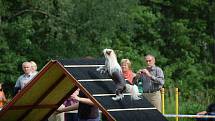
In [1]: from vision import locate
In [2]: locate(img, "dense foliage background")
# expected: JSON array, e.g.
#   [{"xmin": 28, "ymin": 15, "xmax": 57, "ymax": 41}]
[{"xmin": 0, "ymin": 0, "xmax": 214, "ymax": 119}]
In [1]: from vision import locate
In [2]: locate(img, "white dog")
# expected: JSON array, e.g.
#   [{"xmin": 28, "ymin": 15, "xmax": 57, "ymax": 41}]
[
  {"xmin": 97, "ymin": 49, "xmax": 140, "ymax": 101},
  {"xmin": 97, "ymin": 49, "xmax": 126, "ymax": 101}
]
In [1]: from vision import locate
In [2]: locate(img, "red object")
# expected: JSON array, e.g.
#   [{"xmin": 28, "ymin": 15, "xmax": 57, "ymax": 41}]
[{"xmin": 123, "ymin": 70, "xmax": 134, "ymax": 84}]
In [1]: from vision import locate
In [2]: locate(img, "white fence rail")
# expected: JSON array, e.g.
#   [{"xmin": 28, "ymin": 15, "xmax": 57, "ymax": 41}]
[{"xmin": 164, "ymin": 114, "xmax": 215, "ymax": 118}]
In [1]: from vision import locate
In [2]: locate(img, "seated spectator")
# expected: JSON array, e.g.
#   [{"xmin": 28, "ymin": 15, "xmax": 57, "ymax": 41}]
[
  {"xmin": 120, "ymin": 59, "xmax": 136, "ymax": 84},
  {"xmin": 196, "ymin": 103, "xmax": 215, "ymax": 121},
  {"xmin": 121, "ymin": 59, "xmax": 140, "ymax": 100},
  {"xmin": 121, "ymin": 59, "xmax": 143, "ymax": 93}
]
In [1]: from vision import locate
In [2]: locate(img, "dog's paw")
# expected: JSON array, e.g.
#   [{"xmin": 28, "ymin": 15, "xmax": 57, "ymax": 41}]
[
  {"xmin": 100, "ymin": 69, "xmax": 107, "ymax": 74},
  {"xmin": 97, "ymin": 66, "xmax": 107, "ymax": 74},
  {"xmin": 96, "ymin": 67, "xmax": 102, "ymax": 71}
]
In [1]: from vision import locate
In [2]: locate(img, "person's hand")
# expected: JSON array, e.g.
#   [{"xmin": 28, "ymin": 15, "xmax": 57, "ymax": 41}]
[
  {"xmin": 137, "ymin": 69, "xmax": 144, "ymax": 74},
  {"xmin": 71, "ymin": 94, "xmax": 80, "ymax": 101},
  {"xmin": 53, "ymin": 111, "xmax": 60, "ymax": 115},
  {"xmin": 142, "ymin": 69, "xmax": 152, "ymax": 77},
  {"xmin": 197, "ymin": 111, "xmax": 207, "ymax": 115},
  {"xmin": 55, "ymin": 109, "xmax": 62, "ymax": 114}
]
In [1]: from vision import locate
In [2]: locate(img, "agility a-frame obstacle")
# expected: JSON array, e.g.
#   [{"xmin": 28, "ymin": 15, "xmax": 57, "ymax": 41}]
[{"xmin": 0, "ymin": 59, "xmax": 167, "ymax": 121}]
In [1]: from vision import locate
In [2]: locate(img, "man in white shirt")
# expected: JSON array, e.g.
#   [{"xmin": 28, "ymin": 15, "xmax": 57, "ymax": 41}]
[{"xmin": 14, "ymin": 62, "xmax": 35, "ymax": 95}]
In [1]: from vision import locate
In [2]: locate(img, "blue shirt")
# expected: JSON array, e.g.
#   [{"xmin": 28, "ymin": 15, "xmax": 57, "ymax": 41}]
[{"xmin": 15, "ymin": 73, "xmax": 35, "ymax": 89}]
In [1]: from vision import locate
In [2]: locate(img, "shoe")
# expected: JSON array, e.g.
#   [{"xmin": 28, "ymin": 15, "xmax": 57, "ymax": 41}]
[{"xmin": 112, "ymin": 94, "xmax": 124, "ymax": 101}]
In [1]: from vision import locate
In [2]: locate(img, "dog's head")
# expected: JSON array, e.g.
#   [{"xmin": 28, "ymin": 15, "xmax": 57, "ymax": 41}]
[
  {"xmin": 103, "ymin": 49, "xmax": 112, "ymax": 56},
  {"xmin": 103, "ymin": 48, "xmax": 116, "ymax": 58},
  {"xmin": 103, "ymin": 49, "xmax": 118, "ymax": 61}
]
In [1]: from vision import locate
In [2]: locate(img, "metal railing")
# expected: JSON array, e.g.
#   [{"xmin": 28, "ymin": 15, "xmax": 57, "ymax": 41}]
[{"xmin": 161, "ymin": 87, "xmax": 215, "ymax": 120}]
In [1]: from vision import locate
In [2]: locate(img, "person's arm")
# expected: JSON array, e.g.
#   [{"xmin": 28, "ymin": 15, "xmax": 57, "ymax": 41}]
[
  {"xmin": 73, "ymin": 94, "xmax": 94, "ymax": 106},
  {"xmin": 151, "ymin": 68, "xmax": 164, "ymax": 85},
  {"xmin": 197, "ymin": 111, "xmax": 207, "ymax": 115},
  {"xmin": 142, "ymin": 68, "xmax": 164, "ymax": 85},
  {"xmin": 13, "ymin": 87, "xmax": 21, "ymax": 96},
  {"xmin": 77, "ymin": 97, "xmax": 94, "ymax": 106},
  {"xmin": 14, "ymin": 76, "xmax": 22, "ymax": 96},
  {"xmin": 132, "ymin": 73, "xmax": 141, "ymax": 85},
  {"xmin": 57, "ymin": 103, "xmax": 79, "ymax": 113}
]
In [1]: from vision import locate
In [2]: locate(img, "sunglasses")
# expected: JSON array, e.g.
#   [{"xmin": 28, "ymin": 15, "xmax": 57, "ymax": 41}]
[{"xmin": 146, "ymin": 60, "xmax": 152, "ymax": 62}]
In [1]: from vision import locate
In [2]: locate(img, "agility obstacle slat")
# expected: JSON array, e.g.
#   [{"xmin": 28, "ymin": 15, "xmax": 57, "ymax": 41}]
[
  {"xmin": 79, "ymin": 80, "xmax": 116, "ymax": 94},
  {"xmin": 94, "ymin": 95, "xmax": 154, "ymax": 109},
  {"xmin": 58, "ymin": 58, "xmax": 105, "ymax": 65},
  {"xmin": 65, "ymin": 67, "xmax": 110, "ymax": 80},
  {"xmin": 109, "ymin": 109, "xmax": 166, "ymax": 121},
  {"xmin": 64, "ymin": 65, "xmax": 105, "ymax": 68}
]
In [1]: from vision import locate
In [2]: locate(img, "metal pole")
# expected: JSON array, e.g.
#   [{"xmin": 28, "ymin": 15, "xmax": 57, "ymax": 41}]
[
  {"xmin": 175, "ymin": 88, "xmax": 179, "ymax": 121},
  {"xmin": 161, "ymin": 88, "xmax": 165, "ymax": 114},
  {"xmin": 164, "ymin": 114, "xmax": 215, "ymax": 118}
]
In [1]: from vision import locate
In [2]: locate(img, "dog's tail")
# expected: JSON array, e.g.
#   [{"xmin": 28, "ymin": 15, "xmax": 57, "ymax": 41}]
[
  {"xmin": 131, "ymin": 85, "xmax": 141, "ymax": 100},
  {"xmin": 125, "ymin": 84, "xmax": 141, "ymax": 100}
]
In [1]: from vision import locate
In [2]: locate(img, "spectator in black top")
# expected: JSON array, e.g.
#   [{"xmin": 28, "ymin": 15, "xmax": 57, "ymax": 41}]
[
  {"xmin": 196, "ymin": 103, "xmax": 215, "ymax": 121},
  {"xmin": 57, "ymin": 90, "xmax": 99, "ymax": 121}
]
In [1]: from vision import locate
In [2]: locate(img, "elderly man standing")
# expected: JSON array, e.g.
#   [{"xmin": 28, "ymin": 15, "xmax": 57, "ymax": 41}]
[
  {"xmin": 137, "ymin": 54, "xmax": 165, "ymax": 112},
  {"xmin": 14, "ymin": 61, "xmax": 35, "ymax": 95}
]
